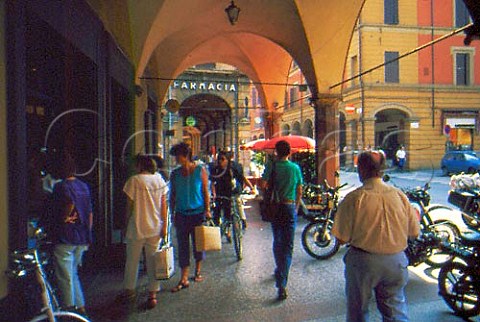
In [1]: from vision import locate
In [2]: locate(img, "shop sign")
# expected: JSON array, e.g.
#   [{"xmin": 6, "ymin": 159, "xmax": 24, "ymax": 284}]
[
  {"xmin": 185, "ymin": 116, "xmax": 196, "ymax": 127},
  {"xmin": 172, "ymin": 80, "xmax": 237, "ymax": 92}
]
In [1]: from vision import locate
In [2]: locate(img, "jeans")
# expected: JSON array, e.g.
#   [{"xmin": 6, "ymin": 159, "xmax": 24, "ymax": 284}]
[
  {"xmin": 344, "ymin": 247, "xmax": 409, "ymax": 322},
  {"xmin": 271, "ymin": 203, "xmax": 297, "ymax": 289},
  {"xmin": 175, "ymin": 213, "xmax": 205, "ymax": 268},
  {"xmin": 124, "ymin": 235, "xmax": 161, "ymax": 292},
  {"xmin": 54, "ymin": 244, "xmax": 88, "ymax": 308}
]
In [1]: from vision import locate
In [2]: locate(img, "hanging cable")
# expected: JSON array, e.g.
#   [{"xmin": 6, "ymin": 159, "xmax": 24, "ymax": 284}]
[{"xmin": 329, "ymin": 23, "xmax": 473, "ymax": 89}]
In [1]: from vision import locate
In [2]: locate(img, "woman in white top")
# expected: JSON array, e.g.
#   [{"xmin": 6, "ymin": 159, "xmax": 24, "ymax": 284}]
[{"xmin": 117, "ymin": 154, "xmax": 169, "ymax": 309}]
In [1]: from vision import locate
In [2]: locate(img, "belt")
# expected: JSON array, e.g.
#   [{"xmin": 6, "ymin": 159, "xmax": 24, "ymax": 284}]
[{"xmin": 280, "ymin": 199, "xmax": 295, "ymax": 204}]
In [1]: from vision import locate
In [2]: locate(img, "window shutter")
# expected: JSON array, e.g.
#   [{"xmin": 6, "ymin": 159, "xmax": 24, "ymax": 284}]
[{"xmin": 385, "ymin": 51, "xmax": 399, "ymax": 83}]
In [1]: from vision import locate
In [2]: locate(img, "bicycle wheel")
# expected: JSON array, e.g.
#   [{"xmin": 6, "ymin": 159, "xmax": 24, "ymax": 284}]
[
  {"xmin": 425, "ymin": 221, "xmax": 459, "ymax": 268},
  {"xmin": 30, "ymin": 310, "xmax": 90, "ymax": 322},
  {"xmin": 438, "ymin": 261, "xmax": 480, "ymax": 318},
  {"xmin": 232, "ymin": 200, "xmax": 243, "ymax": 261},
  {"xmin": 301, "ymin": 221, "xmax": 340, "ymax": 260}
]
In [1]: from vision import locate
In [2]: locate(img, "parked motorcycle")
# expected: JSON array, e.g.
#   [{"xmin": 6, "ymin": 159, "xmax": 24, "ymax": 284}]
[
  {"xmin": 399, "ymin": 181, "xmax": 460, "ymax": 267},
  {"xmin": 300, "ymin": 180, "xmax": 348, "ymax": 260},
  {"xmin": 437, "ymin": 231, "xmax": 480, "ymax": 318}
]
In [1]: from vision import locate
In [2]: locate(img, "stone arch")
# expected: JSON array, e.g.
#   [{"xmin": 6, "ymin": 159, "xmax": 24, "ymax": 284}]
[
  {"xmin": 369, "ymin": 103, "xmax": 416, "ymax": 119},
  {"xmin": 302, "ymin": 119, "xmax": 314, "ymax": 138},
  {"xmin": 292, "ymin": 121, "xmax": 301, "ymax": 135},
  {"xmin": 281, "ymin": 124, "xmax": 291, "ymax": 136},
  {"xmin": 374, "ymin": 107, "xmax": 410, "ymax": 164}
]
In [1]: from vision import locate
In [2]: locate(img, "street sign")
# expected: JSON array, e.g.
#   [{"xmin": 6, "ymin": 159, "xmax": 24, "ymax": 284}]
[
  {"xmin": 444, "ymin": 124, "xmax": 451, "ymax": 136},
  {"xmin": 345, "ymin": 104, "xmax": 355, "ymax": 114}
]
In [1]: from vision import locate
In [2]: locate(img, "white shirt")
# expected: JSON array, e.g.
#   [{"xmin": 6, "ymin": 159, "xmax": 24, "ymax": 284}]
[
  {"xmin": 123, "ymin": 173, "xmax": 169, "ymax": 240},
  {"xmin": 396, "ymin": 149, "xmax": 406, "ymax": 159}
]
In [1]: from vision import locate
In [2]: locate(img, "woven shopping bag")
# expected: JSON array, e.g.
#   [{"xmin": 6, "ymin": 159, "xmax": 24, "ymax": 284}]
[{"xmin": 194, "ymin": 219, "xmax": 221, "ymax": 251}]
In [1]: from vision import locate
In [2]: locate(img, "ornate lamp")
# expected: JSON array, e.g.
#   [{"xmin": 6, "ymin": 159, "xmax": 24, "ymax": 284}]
[{"xmin": 225, "ymin": 1, "xmax": 240, "ymax": 25}]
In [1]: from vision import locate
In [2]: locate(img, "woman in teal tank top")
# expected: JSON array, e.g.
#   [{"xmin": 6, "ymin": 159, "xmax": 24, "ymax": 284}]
[{"xmin": 169, "ymin": 143, "xmax": 212, "ymax": 292}]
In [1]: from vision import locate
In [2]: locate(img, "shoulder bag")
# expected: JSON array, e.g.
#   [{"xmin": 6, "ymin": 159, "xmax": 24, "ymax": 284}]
[{"xmin": 259, "ymin": 162, "xmax": 279, "ymax": 222}]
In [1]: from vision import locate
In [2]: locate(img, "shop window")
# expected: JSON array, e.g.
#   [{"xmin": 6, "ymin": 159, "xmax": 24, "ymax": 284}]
[
  {"xmin": 385, "ymin": 51, "xmax": 399, "ymax": 83},
  {"xmin": 384, "ymin": 0, "xmax": 399, "ymax": 25},
  {"xmin": 447, "ymin": 128, "xmax": 473, "ymax": 151}
]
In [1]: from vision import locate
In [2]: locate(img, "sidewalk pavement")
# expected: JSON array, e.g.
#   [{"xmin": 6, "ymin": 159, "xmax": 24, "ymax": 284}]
[{"xmin": 73, "ymin": 194, "xmax": 479, "ymax": 322}]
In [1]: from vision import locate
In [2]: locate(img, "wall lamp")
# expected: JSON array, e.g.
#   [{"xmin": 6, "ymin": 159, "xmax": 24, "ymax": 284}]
[{"xmin": 225, "ymin": 1, "xmax": 240, "ymax": 25}]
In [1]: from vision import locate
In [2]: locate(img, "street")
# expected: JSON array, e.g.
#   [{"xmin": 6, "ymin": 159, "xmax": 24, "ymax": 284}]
[{"xmin": 82, "ymin": 171, "xmax": 479, "ymax": 321}]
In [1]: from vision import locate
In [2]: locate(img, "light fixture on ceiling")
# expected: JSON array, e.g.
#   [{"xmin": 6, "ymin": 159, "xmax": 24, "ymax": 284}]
[{"xmin": 225, "ymin": 1, "xmax": 240, "ymax": 26}]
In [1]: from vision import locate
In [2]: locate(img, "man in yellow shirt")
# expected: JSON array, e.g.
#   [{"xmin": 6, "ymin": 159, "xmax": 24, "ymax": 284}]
[{"xmin": 332, "ymin": 150, "xmax": 419, "ymax": 321}]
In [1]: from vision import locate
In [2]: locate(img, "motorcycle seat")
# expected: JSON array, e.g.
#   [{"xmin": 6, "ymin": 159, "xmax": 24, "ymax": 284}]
[{"xmin": 460, "ymin": 231, "xmax": 480, "ymax": 247}]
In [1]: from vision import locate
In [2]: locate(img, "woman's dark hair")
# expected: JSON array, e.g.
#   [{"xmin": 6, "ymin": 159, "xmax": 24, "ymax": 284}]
[
  {"xmin": 275, "ymin": 140, "xmax": 291, "ymax": 157},
  {"xmin": 169, "ymin": 142, "xmax": 192, "ymax": 160},
  {"xmin": 216, "ymin": 151, "xmax": 230, "ymax": 165},
  {"xmin": 135, "ymin": 154, "xmax": 157, "ymax": 174}
]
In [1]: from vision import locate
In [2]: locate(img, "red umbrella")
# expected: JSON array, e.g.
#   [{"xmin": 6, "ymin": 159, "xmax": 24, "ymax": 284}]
[
  {"xmin": 256, "ymin": 135, "xmax": 315, "ymax": 153},
  {"xmin": 240, "ymin": 138, "xmax": 265, "ymax": 150}
]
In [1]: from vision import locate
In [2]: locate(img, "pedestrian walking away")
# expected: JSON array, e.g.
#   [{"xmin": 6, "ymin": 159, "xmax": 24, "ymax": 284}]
[
  {"xmin": 260, "ymin": 140, "xmax": 303, "ymax": 301},
  {"xmin": 47, "ymin": 152, "xmax": 93, "ymax": 318},
  {"xmin": 331, "ymin": 150, "xmax": 420, "ymax": 322},
  {"xmin": 117, "ymin": 154, "xmax": 169, "ymax": 309},
  {"xmin": 169, "ymin": 142, "xmax": 212, "ymax": 293}
]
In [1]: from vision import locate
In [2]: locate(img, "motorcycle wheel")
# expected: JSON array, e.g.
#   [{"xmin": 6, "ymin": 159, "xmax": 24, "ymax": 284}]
[
  {"xmin": 438, "ymin": 261, "xmax": 480, "ymax": 318},
  {"xmin": 425, "ymin": 221, "xmax": 460, "ymax": 268},
  {"xmin": 301, "ymin": 221, "xmax": 340, "ymax": 260}
]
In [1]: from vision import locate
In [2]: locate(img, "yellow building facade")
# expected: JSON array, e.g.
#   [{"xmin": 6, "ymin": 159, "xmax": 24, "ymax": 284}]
[{"xmin": 283, "ymin": 0, "xmax": 480, "ymax": 171}]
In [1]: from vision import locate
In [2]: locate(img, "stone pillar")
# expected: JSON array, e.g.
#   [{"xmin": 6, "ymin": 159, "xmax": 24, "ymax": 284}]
[{"xmin": 312, "ymin": 96, "xmax": 340, "ymax": 186}]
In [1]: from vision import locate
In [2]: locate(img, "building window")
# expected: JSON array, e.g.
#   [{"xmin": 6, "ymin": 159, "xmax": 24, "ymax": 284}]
[
  {"xmin": 289, "ymin": 87, "xmax": 297, "ymax": 108},
  {"xmin": 384, "ymin": 0, "xmax": 399, "ymax": 25},
  {"xmin": 452, "ymin": 47, "xmax": 475, "ymax": 86},
  {"xmin": 351, "ymin": 55, "xmax": 358, "ymax": 87},
  {"xmin": 456, "ymin": 53, "xmax": 470, "ymax": 85},
  {"xmin": 384, "ymin": 51, "xmax": 399, "ymax": 83},
  {"xmin": 455, "ymin": 0, "xmax": 470, "ymax": 28}
]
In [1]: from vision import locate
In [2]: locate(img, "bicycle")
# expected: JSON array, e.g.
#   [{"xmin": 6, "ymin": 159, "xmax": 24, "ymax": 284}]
[
  {"xmin": 7, "ymin": 228, "xmax": 90, "ymax": 322},
  {"xmin": 213, "ymin": 195, "xmax": 243, "ymax": 261}
]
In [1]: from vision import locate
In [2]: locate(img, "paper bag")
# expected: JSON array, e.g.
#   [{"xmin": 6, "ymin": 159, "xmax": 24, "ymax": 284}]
[
  {"xmin": 194, "ymin": 224, "xmax": 221, "ymax": 251},
  {"xmin": 155, "ymin": 243, "xmax": 175, "ymax": 280}
]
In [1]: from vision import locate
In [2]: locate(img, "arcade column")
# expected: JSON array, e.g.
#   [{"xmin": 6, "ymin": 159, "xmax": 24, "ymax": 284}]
[{"xmin": 311, "ymin": 96, "xmax": 340, "ymax": 186}]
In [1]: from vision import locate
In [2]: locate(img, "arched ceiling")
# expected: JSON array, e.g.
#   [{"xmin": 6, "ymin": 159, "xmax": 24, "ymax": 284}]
[{"xmin": 86, "ymin": 0, "xmax": 366, "ymax": 109}]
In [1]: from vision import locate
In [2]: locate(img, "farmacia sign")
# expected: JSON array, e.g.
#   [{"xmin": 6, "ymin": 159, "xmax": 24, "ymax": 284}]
[{"xmin": 172, "ymin": 80, "xmax": 237, "ymax": 92}]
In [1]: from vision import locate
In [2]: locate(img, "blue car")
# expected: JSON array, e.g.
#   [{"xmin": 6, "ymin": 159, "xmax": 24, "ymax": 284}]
[{"xmin": 441, "ymin": 151, "xmax": 480, "ymax": 176}]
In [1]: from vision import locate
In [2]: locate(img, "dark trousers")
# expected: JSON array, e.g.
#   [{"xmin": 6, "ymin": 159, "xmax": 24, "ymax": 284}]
[
  {"xmin": 271, "ymin": 203, "xmax": 297, "ymax": 289},
  {"xmin": 174, "ymin": 213, "xmax": 205, "ymax": 268}
]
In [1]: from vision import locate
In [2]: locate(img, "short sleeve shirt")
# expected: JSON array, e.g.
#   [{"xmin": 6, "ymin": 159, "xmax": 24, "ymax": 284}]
[
  {"xmin": 331, "ymin": 177, "xmax": 420, "ymax": 254},
  {"xmin": 51, "ymin": 178, "xmax": 92, "ymax": 245},
  {"xmin": 262, "ymin": 160, "xmax": 303, "ymax": 201},
  {"xmin": 123, "ymin": 173, "xmax": 169, "ymax": 240}
]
